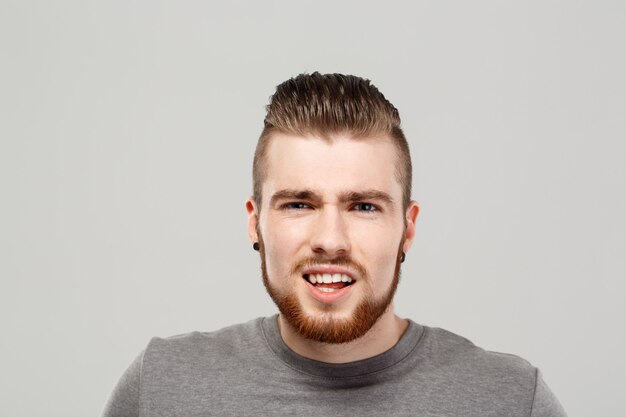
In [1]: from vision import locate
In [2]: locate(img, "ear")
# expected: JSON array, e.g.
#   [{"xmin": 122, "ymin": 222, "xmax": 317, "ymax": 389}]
[
  {"xmin": 402, "ymin": 200, "xmax": 420, "ymax": 253},
  {"xmin": 246, "ymin": 196, "xmax": 259, "ymax": 244}
]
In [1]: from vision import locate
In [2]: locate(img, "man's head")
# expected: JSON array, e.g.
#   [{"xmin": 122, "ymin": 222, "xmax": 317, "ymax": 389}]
[{"xmin": 247, "ymin": 73, "xmax": 419, "ymax": 345}]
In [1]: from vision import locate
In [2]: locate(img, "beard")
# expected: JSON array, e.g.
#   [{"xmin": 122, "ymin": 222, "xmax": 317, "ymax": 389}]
[{"xmin": 258, "ymin": 233, "xmax": 404, "ymax": 344}]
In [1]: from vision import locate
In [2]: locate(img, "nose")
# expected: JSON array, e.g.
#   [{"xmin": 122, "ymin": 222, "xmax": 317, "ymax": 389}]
[{"xmin": 309, "ymin": 207, "xmax": 351, "ymax": 258}]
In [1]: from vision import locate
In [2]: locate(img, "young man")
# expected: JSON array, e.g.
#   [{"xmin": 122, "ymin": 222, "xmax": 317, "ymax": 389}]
[{"xmin": 103, "ymin": 73, "xmax": 567, "ymax": 416}]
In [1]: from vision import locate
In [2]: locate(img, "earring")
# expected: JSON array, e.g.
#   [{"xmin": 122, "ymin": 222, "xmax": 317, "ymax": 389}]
[
  {"xmin": 253, "ymin": 242, "xmax": 260, "ymax": 251},
  {"xmin": 400, "ymin": 252, "xmax": 406, "ymax": 263}
]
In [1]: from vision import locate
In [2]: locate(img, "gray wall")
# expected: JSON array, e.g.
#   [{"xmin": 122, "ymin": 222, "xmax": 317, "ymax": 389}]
[{"xmin": 1, "ymin": 1, "xmax": 624, "ymax": 416}]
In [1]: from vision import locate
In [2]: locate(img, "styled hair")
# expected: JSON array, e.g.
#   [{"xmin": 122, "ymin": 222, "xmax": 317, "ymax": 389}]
[{"xmin": 253, "ymin": 72, "xmax": 412, "ymax": 210}]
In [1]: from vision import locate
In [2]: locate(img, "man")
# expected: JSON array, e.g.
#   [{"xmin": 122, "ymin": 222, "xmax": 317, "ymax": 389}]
[{"xmin": 103, "ymin": 73, "xmax": 567, "ymax": 416}]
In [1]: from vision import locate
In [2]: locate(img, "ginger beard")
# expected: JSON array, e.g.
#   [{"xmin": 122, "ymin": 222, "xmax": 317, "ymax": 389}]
[{"xmin": 258, "ymin": 231, "xmax": 404, "ymax": 344}]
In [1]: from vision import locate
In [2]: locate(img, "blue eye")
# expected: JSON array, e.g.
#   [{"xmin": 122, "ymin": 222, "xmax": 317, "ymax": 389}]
[{"xmin": 353, "ymin": 203, "xmax": 378, "ymax": 212}]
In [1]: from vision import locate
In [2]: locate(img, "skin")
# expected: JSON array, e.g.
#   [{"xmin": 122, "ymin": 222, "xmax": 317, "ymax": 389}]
[{"xmin": 246, "ymin": 133, "xmax": 419, "ymax": 363}]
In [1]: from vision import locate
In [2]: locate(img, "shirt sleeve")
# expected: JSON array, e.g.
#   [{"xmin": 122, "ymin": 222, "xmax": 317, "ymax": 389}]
[
  {"xmin": 530, "ymin": 369, "xmax": 568, "ymax": 417},
  {"xmin": 101, "ymin": 351, "xmax": 143, "ymax": 417}
]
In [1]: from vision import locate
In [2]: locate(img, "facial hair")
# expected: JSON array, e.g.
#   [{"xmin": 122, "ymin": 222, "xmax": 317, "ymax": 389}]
[{"xmin": 257, "ymin": 233, "xmax": 404, "ymax": 344}]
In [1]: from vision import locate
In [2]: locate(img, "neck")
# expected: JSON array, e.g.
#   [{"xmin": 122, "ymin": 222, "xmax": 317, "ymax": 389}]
[{"xmin": 277, "ymin": 306, "xmax": 408, "ymax": 364}]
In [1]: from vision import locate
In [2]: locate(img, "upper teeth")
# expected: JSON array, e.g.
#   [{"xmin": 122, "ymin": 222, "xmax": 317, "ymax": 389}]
[{"xmin": 307, "ymin": 273, "xmax": 352, "ymax": 284}]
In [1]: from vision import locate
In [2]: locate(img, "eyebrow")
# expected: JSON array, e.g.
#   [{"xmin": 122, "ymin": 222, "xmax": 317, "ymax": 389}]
[
  {"xmin": 270, "ymin": 189, "xmax": 321, "ymax": 206},
  {"xmin": 269, "ymin": 189, "xmax": 394, "ymax": 206},
  {"xmin": 339, "ymin": 190, "xmax": 394, "ymax": 205}
]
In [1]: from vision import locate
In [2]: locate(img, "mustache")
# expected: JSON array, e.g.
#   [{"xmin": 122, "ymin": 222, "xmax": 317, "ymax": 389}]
[{"xmin": 289, "ymin": 255, "xmax": 368, "ymax": 279}]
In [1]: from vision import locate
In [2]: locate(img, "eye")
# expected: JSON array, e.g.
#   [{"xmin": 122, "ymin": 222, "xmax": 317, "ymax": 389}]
[
  {"xmin": 353, "ymin": 202, "xmax": 379, "ymax": 212},
  {"xmin": 281, "ymin": 202, "xmax": 311, "ymax": 210}
]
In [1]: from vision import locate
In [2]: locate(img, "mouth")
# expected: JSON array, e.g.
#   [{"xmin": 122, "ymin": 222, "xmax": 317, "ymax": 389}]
[{"xmin": 302, "ymin": 273, "xmax": 354, "ymax": 293}]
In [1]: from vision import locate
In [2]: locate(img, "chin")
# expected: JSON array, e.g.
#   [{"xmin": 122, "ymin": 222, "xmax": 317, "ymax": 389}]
[{"xmin": 271, "ymin": 289, "xmax": 389, "ymax": 344}]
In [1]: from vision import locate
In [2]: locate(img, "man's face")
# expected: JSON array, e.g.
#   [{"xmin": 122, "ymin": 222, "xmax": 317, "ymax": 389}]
[{"xmin": 247, "ymin": 133, "xmax": 418, "ymax": 344}]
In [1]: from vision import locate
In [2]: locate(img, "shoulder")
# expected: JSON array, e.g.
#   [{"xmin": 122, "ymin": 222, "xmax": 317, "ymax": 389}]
[
  {"xmin": 418, "ymin": 325, "xmax": 538, "ymax": 393},
  {"xmin": 399, "ymin": 324, "xmax": 566, "ymax": 416},
  {"xmin": 424, "ymin": 325, "xmax": 535, "ymax": 372},
  {"xmin": 142, "ymin": 317, "xmax": 265, "ymax": 366}
]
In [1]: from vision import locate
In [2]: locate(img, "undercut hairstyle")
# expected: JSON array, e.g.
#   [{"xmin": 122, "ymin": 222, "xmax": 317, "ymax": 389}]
[{"xmin": 253, "ymin": 72, "xmax": 412, "ymax": 210}]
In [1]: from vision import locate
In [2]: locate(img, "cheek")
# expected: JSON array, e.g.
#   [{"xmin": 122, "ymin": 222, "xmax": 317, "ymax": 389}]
[
  {"xmin": 262, "ymin": 219, "xmax": 308, "ymax": 275},
  {"xmin": 352, "ymin": 223, "xmax": 403, "ymax": 275}
]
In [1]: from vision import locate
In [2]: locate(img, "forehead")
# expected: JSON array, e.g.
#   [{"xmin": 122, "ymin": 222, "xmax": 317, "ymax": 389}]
[{"xmin": 262, "ymin": 133, "xmax": 403, "ymax": 202}]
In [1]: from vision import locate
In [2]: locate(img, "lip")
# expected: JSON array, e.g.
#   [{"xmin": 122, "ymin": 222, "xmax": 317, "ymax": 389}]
[
  {"xmin": 301, "ymin": 265, "xmax": 357, "ymax": 304},
  {"xmin": 304, "ymin": 278, "xmax": 354, "ymax": 303}
]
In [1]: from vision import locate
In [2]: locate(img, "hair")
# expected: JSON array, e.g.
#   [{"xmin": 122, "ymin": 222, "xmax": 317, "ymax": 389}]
[{"xmin": 253, "ymin": 72, "xmax": 412, "ymax": 210}]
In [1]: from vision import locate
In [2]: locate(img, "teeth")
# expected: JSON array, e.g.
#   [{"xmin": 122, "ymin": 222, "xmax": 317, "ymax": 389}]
[
  {"xmin": 306, "ymin": 273, "xmax": 354, "ymax": 285},
  {"xmin": 318, "ymin": 287, "xmax": 336, "ymax": 292}
]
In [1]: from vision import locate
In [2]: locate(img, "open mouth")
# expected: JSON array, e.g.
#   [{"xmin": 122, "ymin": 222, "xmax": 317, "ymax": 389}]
[{"xmin": 303, "ymin": 273, "xmax": 354, "ymax": 292}]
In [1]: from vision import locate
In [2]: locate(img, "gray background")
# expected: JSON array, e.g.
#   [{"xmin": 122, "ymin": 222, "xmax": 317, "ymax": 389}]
[{"xmin": 1, "ymin": 1, "xmax": 624, "ymax": 416}]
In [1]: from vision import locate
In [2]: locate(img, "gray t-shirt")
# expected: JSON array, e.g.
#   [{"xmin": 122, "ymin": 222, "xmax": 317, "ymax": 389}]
[{"xmin": 102, "ymin": 316, "xmax": 567, "ymax": 416}]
